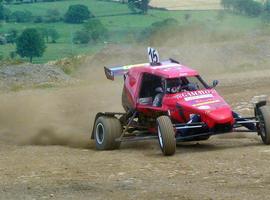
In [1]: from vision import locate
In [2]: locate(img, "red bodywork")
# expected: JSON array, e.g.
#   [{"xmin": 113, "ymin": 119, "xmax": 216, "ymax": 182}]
[{"xmin": 122, "ymin": 61, "xmax": 235, "ymax": 130}]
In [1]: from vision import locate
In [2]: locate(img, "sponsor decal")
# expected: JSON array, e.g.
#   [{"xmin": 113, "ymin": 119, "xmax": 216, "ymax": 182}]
[
  {"xmin": 192, "ymin": 100, "xmax": 221, "ymax": 107},
  {"xmin": 198, "ymin": 105, "xmax": 211, "ymax": 110},
  {"xmin": 184, "ymin": 94, "xmax": 214, "ymax": 101},
  {"xmin": 176, "ymin": 90, "xmax": 215, "ymax": 99}
]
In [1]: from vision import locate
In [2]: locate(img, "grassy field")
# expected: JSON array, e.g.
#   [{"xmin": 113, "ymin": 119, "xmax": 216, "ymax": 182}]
[
  {"xmin": 150, "ymin": 0, "xmax": 266, "ymax": 10},
  {"xmin": 0, "ymin": 0, "xmax": 265, "ymax": 63},
  {"xmin": 150, "ymin": 0, "xmax": 221, "ymax": 10}
]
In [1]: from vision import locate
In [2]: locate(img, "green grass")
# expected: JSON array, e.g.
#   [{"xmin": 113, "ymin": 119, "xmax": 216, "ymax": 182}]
[{"xmin": 0, "ymin": 0, "xmax": 266, "ymax": 63}]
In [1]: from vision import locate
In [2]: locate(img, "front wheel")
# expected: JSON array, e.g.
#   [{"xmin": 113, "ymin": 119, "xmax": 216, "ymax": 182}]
[
  {"xmin": 94, "ymin": 116, "xmax": 122, "ymax": 150},
  {"xmin": 157, "ymin": 116, "xmax": 176, "ymax": 156},
  {"xmin": 257, "ymin": 106, "xmax": 270, "ymax": 145}
]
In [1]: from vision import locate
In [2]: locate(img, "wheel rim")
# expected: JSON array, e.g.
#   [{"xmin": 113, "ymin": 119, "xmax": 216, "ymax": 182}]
[
  {"xmin": 96, "ymin": 123, "xmax": 105, "ymax": 144},
  {"xmin": 158, "ymin": 126, "xmax": 164, "ymax": 149}
]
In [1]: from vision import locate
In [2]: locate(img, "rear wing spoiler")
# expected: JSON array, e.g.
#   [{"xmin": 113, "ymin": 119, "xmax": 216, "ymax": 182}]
[
  {"xmin": 104, "ymin": 57, "xmax": 180, "ymax": 80},
  {"xmin": 104, "ymin": 47, "xmax": 180, "ymax": 80},
  {"xmin": 104, "ymin": 63, "xmax": 147, "ymax": 80}
]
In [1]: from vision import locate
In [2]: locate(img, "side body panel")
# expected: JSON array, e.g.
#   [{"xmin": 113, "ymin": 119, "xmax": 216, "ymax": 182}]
[
  {"xmin": 163, "ymin": 89, "xmax": 235, "ymax": 128},
  {"xmin": 122, "ymin": 70, "xmax": 142, "ymax": 111}
]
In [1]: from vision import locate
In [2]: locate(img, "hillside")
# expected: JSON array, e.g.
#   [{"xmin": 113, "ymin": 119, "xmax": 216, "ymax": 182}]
[{"xmin": 0, "ymin": 0, "xmax": 265, "ymax": 63}]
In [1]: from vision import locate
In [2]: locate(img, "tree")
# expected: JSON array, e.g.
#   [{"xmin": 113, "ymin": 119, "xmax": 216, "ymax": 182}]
[
  {"xmin": 0, "ymin": 3, "xmax": 4, "ymax": 20},
  {"xmin": 16, "ymin": 28, "xmax": 46, "ymax": 62},
  {"xmin": 83, "ymin": 19, "xmax": 108, "ymax": 42},
  {"xmin": 64, "ymin": 4, "xmax": 93, "ymax": 24},
  {"xmin": 128, "ymin": 0, "xmax": 150, "ymax": 14},
  {"xmin": 262, "ymin": 0, "xmax": 270, "ymax": 23},
  {"xmin": 221, "ymin": 0, "xmax": 263, "ymax": 17},
  {"xmin": 244, "ymin": 0, "xmax": 263, "ymax": 17}
]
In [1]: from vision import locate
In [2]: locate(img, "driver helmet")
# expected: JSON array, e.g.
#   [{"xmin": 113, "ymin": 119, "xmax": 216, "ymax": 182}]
[{"xmin": 167, "ymin": 78, "xmax": 182, "ymax": 94}]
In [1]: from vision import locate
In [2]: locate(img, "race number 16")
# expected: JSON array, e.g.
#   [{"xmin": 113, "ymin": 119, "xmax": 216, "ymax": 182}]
[{"xmin": 148, "ymin": 47, "xmax": 160, "ymax": 64}]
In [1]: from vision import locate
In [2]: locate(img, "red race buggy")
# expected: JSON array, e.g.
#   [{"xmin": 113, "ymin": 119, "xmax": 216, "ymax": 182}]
[{"xmin": 91, "ymin": 48, "xmax": 270, "ymax": 156}]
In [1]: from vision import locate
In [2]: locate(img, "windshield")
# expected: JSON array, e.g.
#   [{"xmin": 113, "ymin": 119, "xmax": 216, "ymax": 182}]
[{"xmin": 166, "ymin": 76, "xmax": 208, "ymax": 94}]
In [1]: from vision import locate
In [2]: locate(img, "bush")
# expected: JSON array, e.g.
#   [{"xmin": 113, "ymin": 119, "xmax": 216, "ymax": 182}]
[
  {"xmin": 73, "ymin": 30, "xmax": 90, "ymax": 44},
  {"xmin": 64, "ymin": 4, "xmax": 93, "ymax": 24},
  {"xmin": 138, "ymin": 18, "xmax": 179, "ymax": 45},
  {"xmin": 140, "ymin": 18, "xmax": 179, "ymax": 40},
  {"xmin": 9, "ymin": 51, "xmax": 16, "ymax": 59}
]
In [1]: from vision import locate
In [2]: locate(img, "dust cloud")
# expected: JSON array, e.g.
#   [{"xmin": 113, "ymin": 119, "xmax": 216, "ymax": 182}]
[{"xmin": 0, "ymin": 63, "xmax": 122, "ymax": 149}]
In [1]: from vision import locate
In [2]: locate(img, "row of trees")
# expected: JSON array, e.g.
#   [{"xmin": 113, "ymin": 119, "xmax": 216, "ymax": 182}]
[
  {"xmin": 1, "ymin": 0, "xmax": 65, "ymax": 4},
  {"xmin": 0, "ymin": 3, "xmax": 93, "ymax": 24},
  {"xmin": 0, "ymin": 27, "xmax": 59, "ymax": 45},
  {"xmin": 221, "ymin": 0, "xmax": 270, "ymax": 17},
  {"xmin": 1, "ymin": 18, "xmax": 107, "ymax": 61},
  {"xmin": 12, "ymin": 18, "xmax": 107, "ymax": 62},
  {"xmin": 1, "ymin": 1, "xmax": 152, "ymax": 24}
]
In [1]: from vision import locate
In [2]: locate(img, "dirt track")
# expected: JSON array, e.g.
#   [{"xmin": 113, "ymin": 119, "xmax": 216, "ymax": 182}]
[{"xmin": 1, "ymin": 40, "xmax": 270, "ymax": 199}]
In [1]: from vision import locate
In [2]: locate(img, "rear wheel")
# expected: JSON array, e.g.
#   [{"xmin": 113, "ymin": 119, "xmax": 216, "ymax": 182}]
[
  {"xmin": 258, "ymin": 106, "xmax": 270, "ymax": 145},
  {"xmin": 94, "ymin": 116, "xmax": 122, "ymax": 150},
  {"xmin": 157, "ymin": 116, "xmax": 176, "ymax": 156}
]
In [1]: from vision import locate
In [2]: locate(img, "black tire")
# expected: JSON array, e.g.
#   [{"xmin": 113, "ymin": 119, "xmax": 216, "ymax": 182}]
[
  {"xmin": 94, "ymin": 116, "xmax": 122, "ymax": 150},
  {"xmin": 157, "ymin": 116, "xmax": 176, "ymax": 156},
  {"xmin": 258, "ymin": 106, "xmax": 270, "ymax": 145}
]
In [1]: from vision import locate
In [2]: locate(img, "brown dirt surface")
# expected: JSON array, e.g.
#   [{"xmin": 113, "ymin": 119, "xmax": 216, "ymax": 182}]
[{"xmin": 1, "ymin": 35, "xmax": 270, "ymax": 199}]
